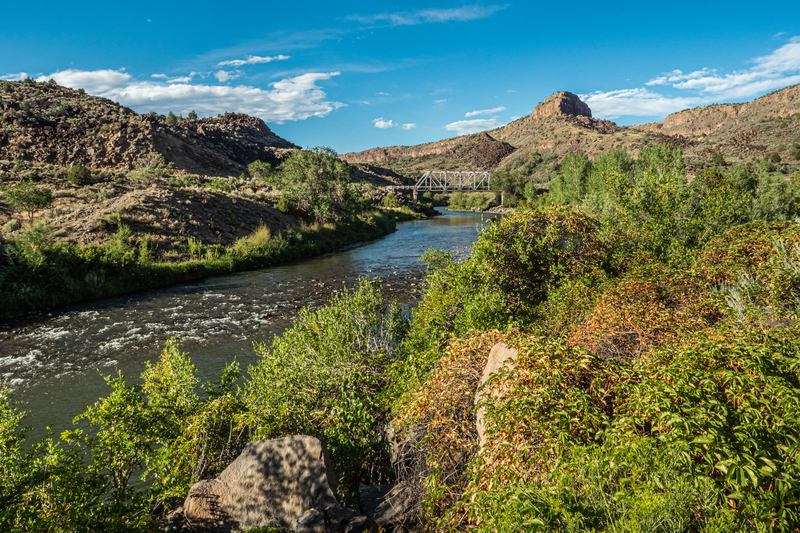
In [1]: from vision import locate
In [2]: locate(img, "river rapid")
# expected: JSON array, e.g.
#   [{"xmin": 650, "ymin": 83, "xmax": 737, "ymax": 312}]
[{"xmin": 0, "ymin": 209, "xmax": 496, "ymax": 440}]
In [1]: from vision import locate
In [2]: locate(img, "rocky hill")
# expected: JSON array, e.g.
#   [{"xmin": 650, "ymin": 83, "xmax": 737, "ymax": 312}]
[
  {"xmin": 343, "ymin": 85, "xmax": 800, "ymax": 182},
  {"xmin": 0, "ymin": 79, "xmax": 299, "ymax": 176}
]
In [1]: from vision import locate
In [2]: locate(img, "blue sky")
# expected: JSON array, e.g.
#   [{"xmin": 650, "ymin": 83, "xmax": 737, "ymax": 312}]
[{"xmin": 2, "ymin": 1, "xmax": 800, "ymax": 153}]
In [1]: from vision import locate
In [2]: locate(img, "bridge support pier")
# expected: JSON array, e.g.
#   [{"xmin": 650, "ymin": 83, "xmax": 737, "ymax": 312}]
[{"xmin": 412, "ymin": 189, "xmax": 417, "ymax": 201}]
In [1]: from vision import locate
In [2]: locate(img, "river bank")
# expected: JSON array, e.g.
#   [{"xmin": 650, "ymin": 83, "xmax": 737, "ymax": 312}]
[
  {"xmin": 1, "ymin": 208, "xmax": 496, "ymax": 441},
  {"xmin": 0, "ymin": 208, "xmax": 425, "ymax": 320}
]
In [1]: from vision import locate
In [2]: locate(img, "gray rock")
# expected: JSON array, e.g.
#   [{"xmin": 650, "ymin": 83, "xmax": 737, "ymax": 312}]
[
  {"xmin": 359, "ymin": 482, "xmax": 415, "ymax": 526},
  {"xmin": 475, "ymin": 342, "xmax": 518, "ymax": 447},
  {"xmin": 342, "ymin": 515, "xmax": 379, "ymax": 533},
  {"xmin": 295, "ymin": 507, "xmax": 363, "ymax": 533},
  {"xmin": 183, "ymin": 435, "xmax": 340, "ymax": 532}
]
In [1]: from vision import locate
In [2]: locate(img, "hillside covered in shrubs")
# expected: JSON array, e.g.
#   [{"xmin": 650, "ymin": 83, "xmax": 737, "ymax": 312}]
[{"xmin": 2, "ymin": 143, "xmax": 800, "ymax": 532}]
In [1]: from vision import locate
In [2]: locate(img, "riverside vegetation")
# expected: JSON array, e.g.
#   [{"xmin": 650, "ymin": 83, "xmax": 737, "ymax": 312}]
[
  {"xmin": 0, "ymin": 147, "xmax": 424, "ymax": 319},
  {"xmin": 2, "ymin": 144, "xmax": 800, "ymax": 532}
]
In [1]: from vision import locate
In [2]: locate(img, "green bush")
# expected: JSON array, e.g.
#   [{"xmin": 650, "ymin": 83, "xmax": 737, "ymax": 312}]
[
  {"xmin": 2, "ymin": 218, "xmax": 21, "ymax": 234},
  {"xmin": 67, "ymin": 165, "xmax": 92, "ymax": 186},
  {"xmin": 771, "ymin": 152, "xmax": 782, "ymax": 163},
  {"xmin": 129, "ymin": 152, "xmax": 172, "ymax": 183},
  {"xmin": 241, "ymin": 279, "xmax": 408, "ymax": 494},
  {"xmin": 248, "ymin": 160, "xmax": 277, "ymax": 184},
  {"xmin": 711, "ymin": 151, "xmax": 726, "ymax": 166}
]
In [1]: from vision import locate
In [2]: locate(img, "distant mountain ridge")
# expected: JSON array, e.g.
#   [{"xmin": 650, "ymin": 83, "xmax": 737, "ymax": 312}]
[{"xmin": 342, "ymin": 84, "xmax": 800, "ymax": 180}]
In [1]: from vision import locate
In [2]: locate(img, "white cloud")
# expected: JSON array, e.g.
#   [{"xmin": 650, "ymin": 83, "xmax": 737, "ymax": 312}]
[
  {"xmin": 645, "ymin": 37, "xmax": 800, "ymax": 99},
  {"xmin": 376, "ymin": 91, "xmax": 392, "ymax": 95},
  {"xmin": 401, "ymin": 123, "xmax": 416, "ymax": 130},
  {"xmin": 1, "ymin": 72, "xmax": 29, "ymax": 81},
  {"xmin": 373, "ymin": 117, "xmax": 398, "ymax": 129},
  {"xmin": 435, "ymin": 99, "xmax": 447, "ymax": 104},
  {"xmin": 216, "ymin": 54, "xmax": 290, "ymax": 67},
  {"xmin": 36, "ymin": 69, "xmax": 133, "ymax": 93},
  {"xmin": 168, "ymin": 76, "xmax": 193, "ymax": 84},
  {"xmin": 348, "ymin": 5, "xmax": 508, "ymax": 26},
  {"xmin": 465, "ymin": 106, "xmax": 505, "ymax": 117},
  {"xmin": 582, "ymin": 37, "xmax": 800, "ymax": 119},
  {"xmin": 510, "ymin": 115, "xmax": 521, "ymax": 120},
  {"xmin": 580, "ymin": 88, "xmax": 701, "ymax": 119},
  {"xmin": 213, "ymin": 70, "xmax": 241, "ymax": 82},
  {"xmin": 151, "ymin": 73, "xmax": 168, "ymax": 79},
  {"xmin": 36, "ymin": 69, "xmax": 344, "ymax": 124},
  {"xmin": 444, "ymin": 118, "xmax": 500, "ymax": 135}
]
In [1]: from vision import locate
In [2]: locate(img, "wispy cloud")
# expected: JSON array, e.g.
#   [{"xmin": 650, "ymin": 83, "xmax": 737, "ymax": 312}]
[
  {"xmin": 435, "ymin": 99, "xmax": 447, "ymax": 104},
  {"xmin": 36, "ymin": 69, "xmax": 345, "ymax": 124},
  {"xmin": 216, "ymin": 54, "xmax": 290, "ymax": 67},
  {"xmin": 401, "ymin": 123, "xmax": 416, "ymax": 130},
  {"xmin": 151, "ymin": 73, "xmax": 168, "ymax": 79},
  {"xmin": 348, "ymin": 5, "xmax": 508, "ymax": 26},
  {"xmin": 646, "ymin": 37, "xmax": 800, "ymax": 99},
  {"xmin": 582, "ymin": 37, "xmax": 800, "ymax": 119},
  {"xmin": 444, "ymin": 118, "xmax": 500, "ymax": 135},
  {"xmin": 465, "ymin": 106, "xmax": 505, "ymax": 117},
  {"xmin": 376, "ymin": 91, "xmax": 392, "ymax": 96},
  {"xmin": 373, "ymin": 117, "xmax": 398, "ymax": 129}
]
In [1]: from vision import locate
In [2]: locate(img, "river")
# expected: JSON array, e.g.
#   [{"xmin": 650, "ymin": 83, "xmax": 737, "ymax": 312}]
[{"xmin": 0, "ymin": 208, "xmax": 496, "ymax": 440}]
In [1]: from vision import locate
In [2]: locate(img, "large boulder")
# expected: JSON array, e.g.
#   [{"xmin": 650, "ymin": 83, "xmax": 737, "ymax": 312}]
[
  {"xmin": 183, "ymin": 435, "xmax": 340, "ymax": 532},
  {"xmin": 475, "ymin": 342, "xmax": 518, "ymax": 447}
]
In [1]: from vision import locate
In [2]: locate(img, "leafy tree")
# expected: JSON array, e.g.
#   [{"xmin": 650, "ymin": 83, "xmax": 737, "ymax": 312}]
[
  {"xmin": 165, "ymin": 111, "xmax": 178, "ymax": 126},
  {"xmin": 3, "ymin": 180, "xmax": 54, "ymax": 223},
  {"xmin": 187, "ymin": 110, "xmax": 198, "ymax": 121},
  {"xmin": 711, "ymin": 151, "xmax": 726, "ymax": 166},
  {"xmin": 771, "ymin": 152, "xmax": 782, "ymax": 163},
  {"xmin": 276, "ymin": 147, "xmax": 359, "ymax": 223}
]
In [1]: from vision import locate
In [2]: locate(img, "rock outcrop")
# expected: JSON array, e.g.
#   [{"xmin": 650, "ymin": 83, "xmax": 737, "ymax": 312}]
[
  {"xmin": 530, "ymin": 91, "xmax": 592, "ymax": 120},
  {"xmin": 183, "ymin": 435, "xmax": 340, "ymax": 532},
  {"xmin": 475, "ymin": 342, "xmax": 518, "ymax": 447}
]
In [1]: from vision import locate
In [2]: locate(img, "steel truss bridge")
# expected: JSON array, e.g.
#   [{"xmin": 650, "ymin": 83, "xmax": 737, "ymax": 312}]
[{"xmin": 386, "ymin": 170, "xmax": 491, "ymax": 199}]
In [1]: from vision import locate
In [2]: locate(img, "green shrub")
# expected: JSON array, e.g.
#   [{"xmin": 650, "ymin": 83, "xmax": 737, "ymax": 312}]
[
  {"xmin": 382, "ymin": 192, "xmax": 402, "ymax": 208},
  {"xmin": 248, "ymin": 160, "xmax": 277, "ymax": 184},
  {"xmin": 2, "ymin": 218, "xmax": 21, "ymax": 233},
  {"xmin": 76, "ymin": 88, "xmax": 85, "ymax": 94},
  {"xmin": 187, "ymin": 110, "xmax": 198, "ymax": 121},
  {"xmin": 167, "ymin": 174, "xmax": 199, "ymax": 188},
  {"xmin": 204, "ymin": 178, "xmax": 230, "ymax": 192},
  {"xmin": 1, "ymin": 82, "xmax": 11, "ymax": 92},
  {"xmin": 67, "ymin": 165, "xmax": 92, "ymax": 185},
  {"xmin": 165, "ymin": 111, "xmax": 178, "ymax": 126},
  {"xmin": 771, "ymin": 152, "xmax": 782, "ymax": 163},
  {"xmin": 242, "ymin": 278, "xmax": 409, "ymax": 494},
  {"xmin": 711, "ymin": 151, "xmax": 726, "ymax": 166},
  {"xmin": 130, "ymin": 152, "xmax": 172, "ymax": 183},
  {"xmin": 187, "ymin": 237, "xmax": 203, "ymax": 259}
]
